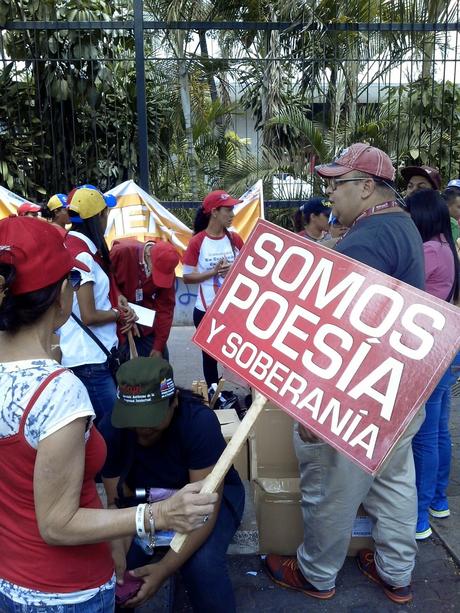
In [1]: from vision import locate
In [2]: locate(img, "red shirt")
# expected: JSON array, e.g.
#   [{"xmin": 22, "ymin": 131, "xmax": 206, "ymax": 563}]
[
  {"xmin": 0, "ymin": 370, "xmax": 113, "ymax": 592},
  {"xmin": 111, "ymin": 239, "xmax": 176, "ymax": 353}
]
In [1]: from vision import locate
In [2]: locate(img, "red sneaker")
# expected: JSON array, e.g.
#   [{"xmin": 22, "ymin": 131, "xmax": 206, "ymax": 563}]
[
  {"xmin": 357, "ymin": 549, "xmax": 413, "ymax": 604},
  {"xmin": 264, "ymin": 554, "xmax": 335, "ymax": 600}
]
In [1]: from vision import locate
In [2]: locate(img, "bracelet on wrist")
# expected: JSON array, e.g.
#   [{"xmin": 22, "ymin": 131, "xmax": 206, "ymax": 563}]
[
  {"xmin": 146, "ymin": 502, "xmax": 156, "ymax": 554},
  {"xmin": 135, "ymin": 503, "xmax": 147, "ymax": 539},
  {"xmin": 112, "ymin": 307, "xmax": 121, "ymax": 322}
]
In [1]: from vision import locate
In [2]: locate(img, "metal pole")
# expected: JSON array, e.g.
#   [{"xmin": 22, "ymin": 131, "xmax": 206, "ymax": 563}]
[{"xmin": 134, "ymin": 0, "xmax": 149, "ymax": 192}]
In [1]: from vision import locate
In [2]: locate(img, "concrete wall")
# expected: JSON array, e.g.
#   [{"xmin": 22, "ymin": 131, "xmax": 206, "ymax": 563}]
[{"xmin": 173, "ymin": 278, "xmax": 197, "ymax": 325}]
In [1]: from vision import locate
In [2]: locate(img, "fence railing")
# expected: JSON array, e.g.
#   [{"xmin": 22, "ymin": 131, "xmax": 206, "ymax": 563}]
[{"xmin": 2, "ymin": 0, "xmax": 460, "ymax": 205}]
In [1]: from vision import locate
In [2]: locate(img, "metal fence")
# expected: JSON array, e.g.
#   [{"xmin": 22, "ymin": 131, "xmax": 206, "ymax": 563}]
[{"xmin": 1, "ymin": 0, "xmax": 460, "ymax": 217}]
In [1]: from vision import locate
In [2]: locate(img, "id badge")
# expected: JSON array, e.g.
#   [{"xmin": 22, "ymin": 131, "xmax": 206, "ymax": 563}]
[{"xmin": 135, "ymin": 288, "xmax": 143, "ymax": 302}]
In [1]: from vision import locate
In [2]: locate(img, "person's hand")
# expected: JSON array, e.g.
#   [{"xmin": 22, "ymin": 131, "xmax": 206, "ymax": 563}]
[
  {"xmin": 123, "ymin": 563, "xmax": 167, "ymax": 608},
  {"xmin": 111, "ymin": 539, "xmax": 129, "ymax": 585},
  {"xmin": 211, "ymin": 258, "xmax": 231, "ymax": 278},
  {"xmin": 212, "ymin": 258, "xmax": 224, "ymax": 276},
  {"xmin": 217, "ymin": 256, "xmax": 231, "ymax": 278},
  {"xmin": 149, "ymin": 349, "xmax": 163, "ymax": 359},
  {"xmin": 156, "ymin": 481, "xmax": 218, "ymax": 533},
  {"xmin": 298, "ymin": 423, "xmax": 322, "ymax": 444},
  {"xmin": 118, "ymin": 305, "xmax": 138, "ymax": 334}
]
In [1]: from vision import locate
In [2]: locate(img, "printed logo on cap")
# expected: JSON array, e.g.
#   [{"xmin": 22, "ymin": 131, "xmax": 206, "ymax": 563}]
[{"xmin": 160, "ymin": 377, "xmax": 175, "ymax": 398}]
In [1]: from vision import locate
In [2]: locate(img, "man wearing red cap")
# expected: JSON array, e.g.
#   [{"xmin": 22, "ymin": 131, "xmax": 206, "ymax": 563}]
[
  {"xmin": 111, "ymin": 239, "xmax": 179, "ymax": 358},
  {"xmin": 265, "ymin": 144, "xmax": 426, "ymax": 604}
]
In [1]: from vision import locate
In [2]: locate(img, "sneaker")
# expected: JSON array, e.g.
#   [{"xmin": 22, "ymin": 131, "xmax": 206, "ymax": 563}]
[
  {"xmin": 357, "ymin": 549, "xmax": 413, "ymax": 604},
  {"xmin": 415, "ymin": 516, "xmax": 432, "ymax": 540},
  {"xmin": 416, "ymin": 526, "xmax": 433, "ymax": 540},
  {"xmin": 429, "ymin": 506, "xmax": 450, "ymax": 519},
  {"xmin": 264, "ymin": 554, "xmax": 335, "ymax": 600}
]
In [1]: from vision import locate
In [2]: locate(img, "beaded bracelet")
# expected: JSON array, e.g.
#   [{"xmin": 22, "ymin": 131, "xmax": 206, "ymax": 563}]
[{"xmin": 146, "ymin": 502, "xmax": 156, "ymax": 554}]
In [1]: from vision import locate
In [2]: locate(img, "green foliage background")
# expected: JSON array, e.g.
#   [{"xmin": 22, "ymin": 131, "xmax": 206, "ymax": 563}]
[{"xmin": 1, "ymin": 0, "xmax": 459, "ymax": 218}]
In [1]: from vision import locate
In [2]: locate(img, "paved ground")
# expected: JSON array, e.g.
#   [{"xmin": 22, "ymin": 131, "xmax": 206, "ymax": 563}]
[{"xmin": 138, "ymin": 327, "xmax": 460, "ymax": 612}]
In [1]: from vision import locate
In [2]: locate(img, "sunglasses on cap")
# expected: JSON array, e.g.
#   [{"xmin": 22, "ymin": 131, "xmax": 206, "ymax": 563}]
[{"xmin": 68, "ymin": 269, "xmax": 82, "ymax": 290}]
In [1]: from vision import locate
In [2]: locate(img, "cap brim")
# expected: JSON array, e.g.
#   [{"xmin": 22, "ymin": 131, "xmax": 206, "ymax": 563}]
[
  {"xmin": 104, "ymin": 194, "xmax": 117, "ymax": 208},
  {"xmin": 315, "ymin": 163, "xmax": 352, "ymax": 178},
  {"xmin": 111, "ymin": 398, "xmax": 170, "ymax": 428},
  {"xmin": 220, "ymin": 197, "xmax": 242, "ymax": 208}
]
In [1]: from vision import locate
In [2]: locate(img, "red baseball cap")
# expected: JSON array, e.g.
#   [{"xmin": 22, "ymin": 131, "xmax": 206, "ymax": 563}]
[
  {"xmin": 17, "ymin": 202, "xmax": 41, "ymax": 216},
  {"xmin": 151, "ymin": 241, "xmax": 180, "ymax": 288},
  {"xmin": 0, "ymin": 216, "xmax": 89, "ymax": 295},
  {"xmin": 202, "ymin": 190, "xmax": 241, "ymax": 214},
  {"xmin": 400, "ymin": 165, "xmax": 441, "ymax": 190},
  {"xmin": 315, "ymin": 143, "xmax": 396, "ymax": 182}
]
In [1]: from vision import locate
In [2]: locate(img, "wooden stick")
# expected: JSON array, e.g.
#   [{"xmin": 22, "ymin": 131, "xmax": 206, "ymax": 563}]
[
  {"xmin": 209, "ymin": 379, "xmax": 226, "ymax": 410},
  {"xmin": 170, "ymin": 390, "xmax": 267, "ymax": 553},
  {"xmin": 127, "ymin": 330, "xmax": 138, "ymax": 359}
]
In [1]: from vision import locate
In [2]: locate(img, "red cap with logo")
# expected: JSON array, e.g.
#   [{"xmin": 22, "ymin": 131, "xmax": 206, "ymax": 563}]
[
  {"xmin": 202, "ymin": 190, "xmax": 241, "ymax": 214},
  {"xmin": 151, "ymin": 241, "xmax": 180, "ymax": 288},
  {"xmin": 400, "ymin": 165, "xmax": 441, "ymax": 190},
  {"xmin": 0, "ymin": 216, "xmax": 89, "ymax": 295},
  {"xmin": 315, "ymin": 143, "xmax": 396, "ymax": 182},
  {"xmin": 17, "ymin": 202, "xmax": 42, "ymax": 216}
]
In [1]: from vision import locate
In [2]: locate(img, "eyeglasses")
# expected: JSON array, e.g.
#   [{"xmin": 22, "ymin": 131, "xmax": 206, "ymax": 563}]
[
  {"xmin": 323, "ymin": 178, "xmax": 369, "ymax": 191},
  {"xmin": 68, "ymin": 269, "xmax": 82, "ymax": 290}
]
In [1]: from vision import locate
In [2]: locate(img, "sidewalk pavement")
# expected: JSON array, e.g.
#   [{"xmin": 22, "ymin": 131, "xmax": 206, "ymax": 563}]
[{"xmin": 139, "ymin": 327, "xmax": 460, "ymax": 611}]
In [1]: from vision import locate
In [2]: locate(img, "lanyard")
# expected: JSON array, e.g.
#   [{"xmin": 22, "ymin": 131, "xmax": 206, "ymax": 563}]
[{"xmin": 336, "ymin": 200, "xmax": 401, "ymax": 245}]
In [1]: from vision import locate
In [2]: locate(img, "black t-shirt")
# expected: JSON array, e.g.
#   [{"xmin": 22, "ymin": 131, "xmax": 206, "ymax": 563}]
[
  {"xmin": 335, "ymin": 212, "xmax": 425, "ymax": 290},
  {"xmin": 102, "ymin": 391, "xmax": 241, "ymax": 493}
]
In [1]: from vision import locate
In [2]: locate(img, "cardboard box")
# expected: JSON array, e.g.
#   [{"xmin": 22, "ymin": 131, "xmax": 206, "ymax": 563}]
[
  {"xmin": 216, "ymin": 409, "xmax": 249, "ymax": 481},
  {"xmin": 347, "ymin": 505, "xmax": 374, "ymax": 557},
  {"xmin": 254, "ymin": 477, "xmax": 303, "ymax": 555},
  {"xmin": 250, "ymin": 402, "xmax": 298, "ymax": 479},
  {"xmin": 254, "ymin": 478, "xmax": 374, "ymax": 556}
]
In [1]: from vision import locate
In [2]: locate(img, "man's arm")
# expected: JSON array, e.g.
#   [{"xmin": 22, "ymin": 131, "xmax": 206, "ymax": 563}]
[{"xmin": 125, "ymin": 466, "xmax": 222, "ymax": 608}]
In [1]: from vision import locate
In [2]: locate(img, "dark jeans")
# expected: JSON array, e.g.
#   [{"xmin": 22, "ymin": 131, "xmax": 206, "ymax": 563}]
[
  {"xmin": 119, "ymin": 333, "xmax": 169, "ymax": 362},
  {"xmin": 71, "ymin": 361, "xmax": 117, "ymax": 442},
  {"xmin": 123, "ymin": 482, "xmax": 245, "ymax": 613},
  {"xmin": 193, "ymin": 307, "xmax": 219, "ymax": 388}
]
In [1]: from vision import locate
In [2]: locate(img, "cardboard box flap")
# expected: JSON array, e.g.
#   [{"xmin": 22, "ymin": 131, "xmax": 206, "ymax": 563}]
[{"xmin": 215, "ymin": 409, "xmax": 240, "ymax": 439}]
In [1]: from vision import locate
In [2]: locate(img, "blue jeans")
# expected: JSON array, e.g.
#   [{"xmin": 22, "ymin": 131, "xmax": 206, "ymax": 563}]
[
  {"xmin": 0, "ymin": 587, "xmax": 115, "ymax": 612},
  {"xmin": 123, "ymin": 482, "xmax": 245, "ymax": 613},
  {"xmin": 71, "ymin": 361, "xmax": 117, "ymax": 442},
  {"xmin": 412, "ymin": 364, "xmax": 456, "ymax": 529}
]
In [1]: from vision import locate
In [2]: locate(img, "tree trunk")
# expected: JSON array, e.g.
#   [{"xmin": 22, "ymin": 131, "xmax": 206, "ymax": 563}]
[
  {"xmin": 421, "ymin": 0, "xmax": 443, "ymax": 80},
  {"xmin": 178, "ymin": 58, "xmax": 198, "ymax": 199}
]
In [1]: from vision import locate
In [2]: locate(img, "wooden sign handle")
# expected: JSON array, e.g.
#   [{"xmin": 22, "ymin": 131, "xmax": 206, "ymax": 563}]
[
  {"xmin": 209, "ymin": 379, "xmax": 226, "ymax": 410},
  {"xmin": 170, "ymin": 390, "xmax": 267, "ymax": 553},
  {"xmin": 127, "ymin": 330, "xmax": 138, "ymax": 359}
]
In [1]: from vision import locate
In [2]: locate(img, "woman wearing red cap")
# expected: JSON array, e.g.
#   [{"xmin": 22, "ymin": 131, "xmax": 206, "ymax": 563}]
[
  {"xmin": 58, "ymin": 186, "xmax": 137, "ymax": 440},
  {"xmin": 0, "ymin": 217, "xmax": 218, "ymax": 612},
  {"xmin": 183, "ymin": 191, "xmax": 243, "ymax": 397}
]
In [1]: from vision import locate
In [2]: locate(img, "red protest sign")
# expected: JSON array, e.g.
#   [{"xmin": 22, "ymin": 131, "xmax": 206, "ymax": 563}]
[{"xmin": 193, "ymin": 219, "xmax": 460, "ymax": 474}]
